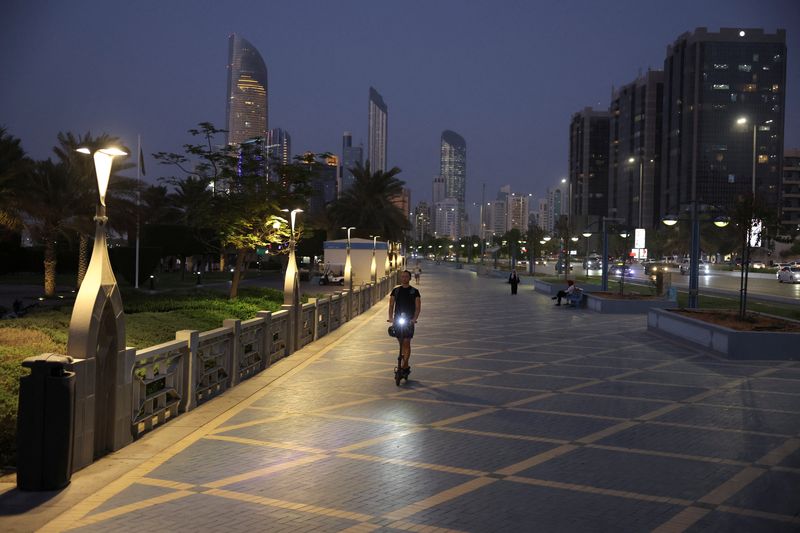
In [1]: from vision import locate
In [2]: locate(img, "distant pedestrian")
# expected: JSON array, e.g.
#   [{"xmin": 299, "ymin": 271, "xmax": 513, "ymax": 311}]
[
  {"xmin": 508, "ymin": 269, "xmax": 520, "ymax": 295},
  {"xmin": 414, "ymin": 267, "xmax": 421, "ymax": 283}
]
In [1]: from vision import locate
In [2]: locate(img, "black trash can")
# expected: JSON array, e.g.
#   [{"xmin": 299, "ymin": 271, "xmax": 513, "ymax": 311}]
[{"xmin": 16, "ymin": 354, "xmax": 75, "ymax": 491}]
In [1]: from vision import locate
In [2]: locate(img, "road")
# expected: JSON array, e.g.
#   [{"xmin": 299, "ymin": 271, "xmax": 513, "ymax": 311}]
[{"xmin": 499, "ymin": 261, "xmax": 800, "ymax": 304}]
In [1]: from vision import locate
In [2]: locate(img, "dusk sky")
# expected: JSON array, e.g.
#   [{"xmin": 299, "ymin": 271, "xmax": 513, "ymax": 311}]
[{"xmin": 2, "ymin": 0, "xmax": 798, "ymax": 216}]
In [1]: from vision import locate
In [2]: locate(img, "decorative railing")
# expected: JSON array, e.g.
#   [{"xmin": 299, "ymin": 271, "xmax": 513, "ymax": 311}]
[
  {"xmin": 116, "ymin": 272, "xmax": 398, "ymax": 449},
  {"xmin": 131, "ymin": 339, "xmax": 187, "ymax": 439},
  {"xmin": 195, "ymin": 326, "xmax": 233, "ymax": 405}
]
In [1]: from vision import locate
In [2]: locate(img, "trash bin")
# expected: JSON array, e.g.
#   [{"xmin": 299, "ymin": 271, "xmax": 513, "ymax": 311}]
[{"xmin": 16, "ymin": 354, "xmax": 75, "ymax": 491}]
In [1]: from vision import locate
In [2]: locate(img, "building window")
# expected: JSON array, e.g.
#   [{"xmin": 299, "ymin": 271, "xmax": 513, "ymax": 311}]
[
  {"xmin": 728, "ymin": 175, "xmax": 735, "ymax": 184},
  {"xmin": 758, "ymin": 155, "xmax": 769, "ymax": 164},
  {"xmin": 772, "ymin": 84, "xmax": 780, "ymax": 92},
  {"xmin": 730, "ymin": 93, "xmax": 738, "ymax": 102},
  {"xmin": 712, "ymin": 84, "xmax": 730, "ymax": 90},
  {"xmin": 738, "ymin": 64, "xmax": 752, "ymax": 72},
  {"xmin": 713, "ymin": 63, "xmax": 729, "ymax": 70},
  {"xmin": 743, "ymin": 84, "xmax": 757, "ymax": 92}
]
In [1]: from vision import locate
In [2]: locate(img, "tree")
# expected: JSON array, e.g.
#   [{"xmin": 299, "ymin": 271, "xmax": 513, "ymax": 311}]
[
  {"xmin": 52, "ymin": 132, "xmax": 136, "ymax": 287},
  {"xmin": 155, "ymin": 123, "xmax": 313, "ymax": 298},
  {"xmin": 554, "ymin": 216, "xmax": 575, "ymax": 281},
  {"xmin": 0, "ymin": 127, "xmax": 31, "ymax": 231},
  {"xmin": 330, "ymin": 161, "xmax": 410, "ymax": 242},
  {"xmin": 14, "ymin": 160, "xmax": 89, "ymax": 295}
]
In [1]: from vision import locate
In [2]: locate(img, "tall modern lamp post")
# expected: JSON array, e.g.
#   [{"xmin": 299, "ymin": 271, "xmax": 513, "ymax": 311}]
[
  {"xmin": 662, "ymin": 205, "xmax": 728, "ymax": 308},
  {"xmin": 342, "ymin": 226, "xmax": 356, "ymax": 292},
  {"xmin": 282, "ymin": 208, "xmax": 303, "ymax": 351},
  {"xmin": 68, "ymin": 146, "xmax": 128, "ymax": 459},
  {"xmin": 736, "ymin": 117, "xmax": 773, "ymax": 196}
]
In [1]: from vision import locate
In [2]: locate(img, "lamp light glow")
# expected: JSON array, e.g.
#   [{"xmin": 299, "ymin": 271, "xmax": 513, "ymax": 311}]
[{"xmin": 662, "ymin": 215, "xmax": 679, "ymax": 227}]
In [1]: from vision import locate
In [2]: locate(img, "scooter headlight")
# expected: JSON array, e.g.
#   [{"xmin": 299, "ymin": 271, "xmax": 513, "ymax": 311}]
[{"xmin": 397, "ymin": 317, "xmax": 406, "ymax": 326}]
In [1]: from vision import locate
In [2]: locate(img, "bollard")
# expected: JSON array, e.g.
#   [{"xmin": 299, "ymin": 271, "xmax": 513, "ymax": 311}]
[{"xmin": 16, "ymin": 354, "xmax": 75, "ymax": 491}]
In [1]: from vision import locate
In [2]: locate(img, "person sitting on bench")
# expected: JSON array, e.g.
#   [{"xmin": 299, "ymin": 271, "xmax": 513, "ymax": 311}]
[{"xmin": 552, "ymin": 280, "xmax": 577, "ymax": 306}]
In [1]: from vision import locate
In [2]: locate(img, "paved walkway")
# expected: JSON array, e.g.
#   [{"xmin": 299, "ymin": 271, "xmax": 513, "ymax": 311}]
[{"xmin": 10, "ymin": 264, "xmax": 800, "ymax": 531}]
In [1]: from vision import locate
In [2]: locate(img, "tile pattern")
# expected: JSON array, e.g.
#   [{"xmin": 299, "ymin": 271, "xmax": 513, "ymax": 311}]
[{"xmin": 45, "ymin": 264, "xmax": 800, "ymax": 532}]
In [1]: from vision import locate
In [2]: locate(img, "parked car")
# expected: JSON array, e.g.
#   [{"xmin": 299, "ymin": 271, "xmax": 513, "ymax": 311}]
[
  {"xmin": 584, "ymin": 254, "xmax": 602, "ymax": 270},
  {"xmin": 777, "ymin": 266, "xmax": 800, "ymax": 283},
  {"xmin": 318, "ymin": 269, "xmax": 345, "ymax": 285},
  {"xmin": 644, "ymin": 262, "xmax": 669, "ymax": 275},
  {"xmin": 608, "ymin": 262, "xmax": 633, "ymax": 277},
  {"xmin": 679, "ymin": 259, "xmax": 711, "ymax": 275},
  {"xmin": 751, "ymin": 261, "xmax": 766, "ymax": 269}
]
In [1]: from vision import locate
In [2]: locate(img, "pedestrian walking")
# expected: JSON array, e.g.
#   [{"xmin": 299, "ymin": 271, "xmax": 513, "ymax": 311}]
[{"xmin": 508, "ymin": 269, "xmax": 520, "ymax": 295}]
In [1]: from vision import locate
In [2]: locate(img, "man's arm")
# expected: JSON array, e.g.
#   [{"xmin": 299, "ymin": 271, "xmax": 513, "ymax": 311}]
[
  {"xmin": 413, "ymin": 297, "xmax": 421, "ymax": 323},
  {"xmin": 388, "ymin": 295, "xmax": 395, "ymax": 321}
]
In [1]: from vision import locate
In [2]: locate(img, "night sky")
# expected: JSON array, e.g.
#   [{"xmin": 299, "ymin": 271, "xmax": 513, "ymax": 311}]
[{"xmin": 2, "ymin": 0, "xmax": 798, "ymax": 214}]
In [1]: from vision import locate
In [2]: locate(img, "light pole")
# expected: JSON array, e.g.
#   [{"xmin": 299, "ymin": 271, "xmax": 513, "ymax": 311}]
[
  {"xmin": 282, "ymin": 208, "xmax": 303, "ymax": 351},
  {"xmin": 736, "ymin": 117, "xmax": 774, "ymax": 196},
  {"xmin": 628, "ymin": 156, "xmax": 644, "ymax": 229},
  {"xmin": 597, "ymin": 217, "xmax": 625, "ymax": 291},
  {"xmin": 662, "ymin": 205, "xmax": 729, "ymax": 308},
  {"xmin": 341, "ymin": 226, "xmax": 355, "ymax": 291},
  {"xmin": 370, "ymin": 234, "xmax": 380, "ymax": 284},
  {"xmin": 68, "ymin": 146, "xmax": 128, "ymax": 458}
]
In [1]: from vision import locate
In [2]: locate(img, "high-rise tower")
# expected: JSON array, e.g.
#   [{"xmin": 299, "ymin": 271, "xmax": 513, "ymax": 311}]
[
  {"xmin": 440, "ymin": 130, "xmax": 467, "ymax": 237},
  {"xmin": 368, "ymin": 87, "xmax": 388, "ymax": 172},
  {"xmin": 660, "ymin": 27, "xmax": 786, "ymax": 216},
  {"xmin": 226, "ymin": 34, "xmax": 268, "ymax": 146},
  {"xmin": 569, "ymin": 108, "xmax": 611, "ymax": 230}
]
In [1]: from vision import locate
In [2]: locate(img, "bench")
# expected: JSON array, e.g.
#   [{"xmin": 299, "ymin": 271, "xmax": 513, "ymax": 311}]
[{"xmin": 565, "ymin": 289, "xmax": 585, "ymax": 308}]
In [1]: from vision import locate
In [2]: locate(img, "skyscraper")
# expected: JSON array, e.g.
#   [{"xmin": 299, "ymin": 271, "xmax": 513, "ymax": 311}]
[
  {"xmin": 341, "ymin": 132, "xmax": 363, "ymax": 194},
  {"xmin": 368, "ymin": 87, "xmax": 388, "ymax": 172},
  {"xmin": 440, "ymin": 130, "xmax": 467, "ymax": 237},
  {"xmin": 660, "ymin": 27, "xmax": 786, "ymax": 216},
  {"xmin": 608, "ymin": 70, "xmax": 663, "ymax": 229},
  {"xmin": 226, "ymin": 34, "xmax": 268, "ymax": 146},
  {"xmin": 266, "ymin": 128, "xmax": 291, "ymax": 165},
  {"xmin": 431, "ymin": 175, "xmax": 446, "ymax": 231},
  {"xmin": 569, "ymin": 108, "xmax": 611, "ymax": 230}
]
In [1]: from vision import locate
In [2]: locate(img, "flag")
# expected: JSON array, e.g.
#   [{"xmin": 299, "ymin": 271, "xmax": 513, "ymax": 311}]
[{"xmin": 138, "ymin": 144, "xmax": 146, "ymax": 176}]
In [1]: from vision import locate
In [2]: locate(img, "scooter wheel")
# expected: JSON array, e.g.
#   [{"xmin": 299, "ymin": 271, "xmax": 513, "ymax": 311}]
[{"xmin": 395, "ymin": 370, "xmax": 401, "ymax": 386}]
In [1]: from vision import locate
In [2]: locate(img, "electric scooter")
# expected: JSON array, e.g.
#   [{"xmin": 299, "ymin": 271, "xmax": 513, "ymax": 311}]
[{"xmin": 392, "ymin": 314, "xmax": 411, "ymax": 386}]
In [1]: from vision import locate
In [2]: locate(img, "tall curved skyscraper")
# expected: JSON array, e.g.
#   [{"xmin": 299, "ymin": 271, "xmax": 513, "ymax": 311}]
[
  {"xmin": 226, "ymin": 34, "xmax": 268, "ymax": 146},
  {"xmin": 368, "ymin": 87, "xmax": 388, "ymax": 172},
  {"xmin": 440, "ymin": 130, "xmax": 466, "ymax": 236}
]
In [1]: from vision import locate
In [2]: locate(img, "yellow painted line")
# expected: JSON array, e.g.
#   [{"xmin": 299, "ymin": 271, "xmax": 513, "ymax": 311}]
[
  {"xmin": 340, "ymin": 452, "xmax": 488, "ymax": 477},
  {"xmin": 510, "ymin": 406, "xmax": 626, "ymax": 422},
  {"xmin": 42, "ymin": 303, "xmax": 389, "ymax": 531},
  {"xmin": 650, "ymin": 420, "xmax": 792, "ymax": 438},
  {"xmin": 205, "ymin": 488, "xmax": 374, "ymax": 522},
  {"xmin": 757, "ymin": 437, "xmax": 800, "ymax": 466},
  {"xmin": 636, "ymin": 403, "xmax": 684, "ymax": 421},
  {"xmin": 502, "ymin": 392, "xmax": 555, "ymax": 407},
  {"xmin": 46, "ymin": 490, "xmax": 195, "ymax": 532},
  {"xmin": 137, "ymin": 477, "xmax": 195, "ymax": 491},
  {"xmin": 651, "ymin": 506, "xmax": 710, "ymax": 533},
  {"xmin": 436, "ymin": 426, "xmax": 568, "ymax": 445},
  {"xmin": 203, "ymin": 453, "xmax": 329, "ymax": 489},
  {"xmin": 699, "ymin": 467, "xmax": 766, "ymax": 505},
  {"xmin": 557, "ymin": 380, "xmax": 604, "ymax": 393},
  {"xmin": 207, "ymin": 412, "xmax": 297, "ymax": 435},
  {"xmin": 386, "ymin": 520, "xmax": 469, "ymax": 533},
  {"xmin": 587, "ymin": 444, "xmax": 748, "ymax": 466},
  {"xmin": 575, "ymin": 420, "xmax": 638, "ymax": 444},
  {"xmin": 338, "ymin": 524, "xmax": 382, "ymax": 533},
  {"xmin": 313, "ymin": 411, "xmax": 418, "ymax": 427},
  {"xmin": 494, "ymin": 444, "xmax": 579, "ymax": 476},
  {"xmin": 505, "ymin": 475, "xmax": 693, "ymax": 506},
  {"xmin": 716, "ymin": 504, "xmax": 800, "ymax": 524},
  {"xmin": 384, "ymin": 477, "xmax": 497, "ymax": 521},
  {"xmin": 429, "ymin": 407, "xmax": 498, "ymax": 427},
  {"xmin": 336, "ymin": 427, "xmax": 426, "ymax": 452},
  {"xmin": 204, "ymin": 434, "xmax": 327, "ymax": 454}
]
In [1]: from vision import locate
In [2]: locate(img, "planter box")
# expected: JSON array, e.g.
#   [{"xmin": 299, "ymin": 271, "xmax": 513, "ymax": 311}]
[
  {"xmin": 585, "ymin": 293, "xmax": 674, "ymax": 314},
  {"xmin": 648, "ymin": 308, "xmax": 800, "ymax": 360}
]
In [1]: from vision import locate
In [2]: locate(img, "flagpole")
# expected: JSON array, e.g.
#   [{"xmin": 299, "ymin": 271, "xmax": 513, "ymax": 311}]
[{"xmin": 135, "ymin": 134, "xmax": 141, "ymax": 289}]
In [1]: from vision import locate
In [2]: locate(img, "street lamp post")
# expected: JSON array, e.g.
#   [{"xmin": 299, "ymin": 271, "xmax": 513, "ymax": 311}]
[
  {"xmin": 282, "ymin": 208, "xmax": 303, "ymax": 351},
  {"xmin": 662, "ymin": 204, "xmax": 729, "ymax": 308},
  {"xmin": 68, "ymin": 146, "xmax": 129, "ymax": 459}
]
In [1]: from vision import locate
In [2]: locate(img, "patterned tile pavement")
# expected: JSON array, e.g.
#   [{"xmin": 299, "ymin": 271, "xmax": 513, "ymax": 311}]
[{"xmin": 39, "ymin": 264, "xmax": 800, "ymax": 532}]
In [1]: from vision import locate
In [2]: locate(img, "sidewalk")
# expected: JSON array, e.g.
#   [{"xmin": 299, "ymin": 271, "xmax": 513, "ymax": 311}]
[{"xmin": 2, "ymin": 263, "xmax": 799, "ymax": 532}]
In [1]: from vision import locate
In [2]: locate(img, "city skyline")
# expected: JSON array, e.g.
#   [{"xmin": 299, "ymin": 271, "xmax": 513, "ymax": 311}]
[{"xmin": 1, "ymin": 1, "xmax": 798, "ymax": 211}]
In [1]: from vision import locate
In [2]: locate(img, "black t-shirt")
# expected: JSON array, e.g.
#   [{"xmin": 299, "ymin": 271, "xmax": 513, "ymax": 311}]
[{"xmin": 391, "ymin": 285, "xmax": 420, "ymax": 319}]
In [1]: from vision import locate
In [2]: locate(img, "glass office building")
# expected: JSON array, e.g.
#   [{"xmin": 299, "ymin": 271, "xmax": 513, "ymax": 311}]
[
  {"xmin": 226, "ymin": 34, "xmax": 268, "ymax": 146},
  {"xmin": 440, "ymin": 130, "xmax": 467, "ymax": 237}
]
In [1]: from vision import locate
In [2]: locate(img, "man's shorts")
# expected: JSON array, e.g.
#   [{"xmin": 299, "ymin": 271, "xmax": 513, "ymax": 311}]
[{"xmin": 388, "ymin": 322, "xmax": 415, "ymax": 339}]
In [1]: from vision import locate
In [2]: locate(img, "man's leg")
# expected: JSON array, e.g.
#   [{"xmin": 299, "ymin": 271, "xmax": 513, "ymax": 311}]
[{"xmin": 401, "ymin": 339, "xmax": 411, "ymax": 370}]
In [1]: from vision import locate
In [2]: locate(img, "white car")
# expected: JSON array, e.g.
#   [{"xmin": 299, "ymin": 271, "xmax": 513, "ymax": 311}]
[
  {"xmin": 751, "ymin": 261, "xmax": 766, "ymax": 269},
  {"xmin": 777, "ymin": 266, "xmax": 800, "ymax": 283},
  {"xmin": 679, "ymin": 260, "xmax": 710, "ymax": 275}
]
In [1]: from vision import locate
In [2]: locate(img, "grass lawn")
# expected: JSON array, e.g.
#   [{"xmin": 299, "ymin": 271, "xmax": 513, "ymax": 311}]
[{"xmin": 0, "ymin": 286, "xmax": 285, "ymax": 469}]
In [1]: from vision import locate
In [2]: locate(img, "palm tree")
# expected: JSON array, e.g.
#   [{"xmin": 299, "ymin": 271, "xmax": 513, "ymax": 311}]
[
  {"xmin": 0, "ymin": 127, "xmax": 31, "ymax": 231},
  {"xmin": 15, "ymin": 160, "xmax": 92, "ymax": 296},
  {"xmin": 53, "ymin": 132, "xmax": 136, "ymax": 287},
  {"xmin": 331, "ymin": 161, "xmax": 409, "ymax": 242}
]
